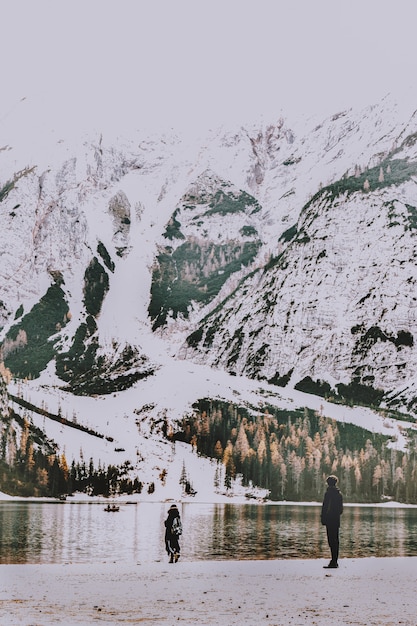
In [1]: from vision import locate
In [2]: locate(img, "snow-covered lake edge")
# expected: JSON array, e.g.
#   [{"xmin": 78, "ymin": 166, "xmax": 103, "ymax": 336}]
[{"xmin": 2, "ymin": 489, "xmax": 417, "ymax": 507}]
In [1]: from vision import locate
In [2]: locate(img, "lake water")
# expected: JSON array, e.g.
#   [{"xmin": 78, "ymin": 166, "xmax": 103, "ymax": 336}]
[{"xmin": 1, "ymin": 501, "xmax": 417, "ymax": 564}]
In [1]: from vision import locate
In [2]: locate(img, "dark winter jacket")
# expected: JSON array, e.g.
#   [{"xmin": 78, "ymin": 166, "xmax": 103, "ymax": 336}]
[
  {"xmin": 164, "ymin": 506, "xmax": 181, "ymax": 539},
  {"xmin": 321, "ymin": 486, "xmax": 343, "ymax": 527}
]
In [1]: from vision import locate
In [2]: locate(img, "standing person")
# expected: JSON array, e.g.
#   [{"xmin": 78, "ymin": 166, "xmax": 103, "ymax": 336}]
[
  {"xmin": 164, "ymin": 503, "xmax": 182, "ymax": 563},
  {"xmin": 321, "ymin": 475, "xmax": 343, "ymax": 569}
]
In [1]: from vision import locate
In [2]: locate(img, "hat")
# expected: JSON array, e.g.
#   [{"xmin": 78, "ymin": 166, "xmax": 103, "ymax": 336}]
[{"xmin": 326, "ymin": 475, "xmax": 338, "ymax": 486}]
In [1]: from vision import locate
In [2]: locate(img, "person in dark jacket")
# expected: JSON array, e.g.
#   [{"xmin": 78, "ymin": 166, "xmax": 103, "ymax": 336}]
[
  {"xmin": 321, "ymin": 475, "xmax": 343, "ymax": 568},
  {"xmin": 164, "ymin": 503, "xmax": 182, "ymax": 563}
]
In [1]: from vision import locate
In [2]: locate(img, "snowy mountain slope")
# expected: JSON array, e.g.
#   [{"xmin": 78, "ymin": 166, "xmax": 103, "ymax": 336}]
[
  {"xmin": 7, "ymin": 349, "xmax": 413, "ymax": 502},
  {"xmin": 181, "ymin": 118, "xmax": 417, "ymax": 414},
  {"xmin": 2, "ymin": 94, "xmax": 417, "ymax": 497},
  {"xmin": 148, "ymin": 170, "xmax": 264, "ymax": 331}
]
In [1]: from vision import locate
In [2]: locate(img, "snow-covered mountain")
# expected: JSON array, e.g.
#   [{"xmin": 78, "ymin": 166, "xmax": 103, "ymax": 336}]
[{"xmin": 1, "ymin": 93, "xmax": 417, "ymax": 498}]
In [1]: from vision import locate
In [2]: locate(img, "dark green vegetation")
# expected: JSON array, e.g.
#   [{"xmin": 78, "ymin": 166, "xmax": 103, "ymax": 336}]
[
  {"xmin": 2, "ymin": 285, "xmax": 70, "ymax": 379},
  {"xmin": 0, "ymin": 376, "xmax": 142, "ymax": 497},
  {"xmin": 14, "ymin": 305, "xmax": 24, "ymax": 320},
  {"xmin": 97, "ymin": 242, "xmax": 115, "ymax": 273},
  {"xmin": 387, "ymin": 200, "xmax": 417, "ymax": 230},
  {"xmin": 55, "ymin": 316, "xmax": 99, "ymax": 390},
  {"xmin": 0, "ymin": 409, "xmax": 66, "ymax": 497},
  {"xmin": 294, "ymin": 377, "xmax": 333, "ymax": 398},
  {"xmin": 405, "ymin": 203, "xmax": 417, "ymax": 229},
  {"xmin": 0, "ymin": 167, "xmax": 35, "ymax": 203},
  {"xmin": 163, "ymin": 210, "xmax": 185, "ymax": 240},
  {"xmin": 56, "ymin": 332, "xmax": 154, "ymax": 395},
  {"xmin": 1, "ymin": 255, "xmax": 110, "ymax": 383},
  {"xmin": 294, "ymin": 376, "xmax": 385, "ymax": 409},
  {"xmin": 281, "ymin": 157, "xmax": 417, "ymax": 250},
  {"xmin": 201, "ymin": 188, "xmax": 261, "ymax": 218},
  {"xmin": 183, "ymin": 267, "xmax": 272, "ymax": 368},
  {"xmin": 0, "ymin": 447, "xmax": 143, "ymax": 498},
  {"xmin": 290, "ymin": 327, "xmax": 414, "ymax": 412},
  {"xmin": 0, "ymin": 411, "xmax": 142, "ymax": 498},
  {"xmin": 352, "ymin": 324, "xmax": 414, "ymax": 351},
  {"xmin": 149, "ymin": 240, "xmax": 261, "ymax": 329},
  {"xmin": 303, "ymin": 158, "xmax": 417, "ymax": 216},
  {"xmin": 54, "ymin": 254, "xmax": 154, "ymax": 394},
  {"xmin": 0, "ymin": 249, "xmax": 152, "ymax": 394},
  {"xmin": 177, "ymin": 399, "xmax": 416, "ymax": 503},
  {"xmin": 149, "ymin": 181, "xmax": 262, "ymax": 329},
  {"xmin": 279, "ymin": 224, "xmax": 298, "ymax": 243},
  {"xmin": 8, "ymin": 393, "xmax": 108, "ymax": 439},
  {"xmin": 67, "ymin": 459, "xmax": 143, "ymax": 497},
  {"xmin": 55, "ymin": 254, "xmax": 108, "ymax": 390},
  {"xmin": 293, "ymin": 375, "xmax": 417, "ymax": 419},
  {"xmin": 83, "ymin": 257, "xmax": 109, "ymax": 317},
  {"xmin": 239, "ymin": 225, "xmax": 258, "ymax": 237}
]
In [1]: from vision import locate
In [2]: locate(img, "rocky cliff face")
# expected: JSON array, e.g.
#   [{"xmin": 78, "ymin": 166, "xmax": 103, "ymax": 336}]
[
  {"xmin": 1, "ymin": 96, "xmax": 417, "ymax": 415},
  {"xmin": 183, "ymin": 152, "xmax": 417, "ymax": 413},
  {"xmin": 149, "ymin": 170, "xmax": 263, "ymax": 330}
]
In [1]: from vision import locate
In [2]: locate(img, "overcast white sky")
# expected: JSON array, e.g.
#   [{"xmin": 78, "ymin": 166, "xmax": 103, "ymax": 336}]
[{"xmin": 1, "ymin": 0, "xmax": 417, "ymax": 138}]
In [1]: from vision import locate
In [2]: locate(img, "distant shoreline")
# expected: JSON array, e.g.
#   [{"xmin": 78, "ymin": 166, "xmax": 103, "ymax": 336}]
[{"xmin": 1, "ymin": 492, "xmax": 417, "ymax": 507}]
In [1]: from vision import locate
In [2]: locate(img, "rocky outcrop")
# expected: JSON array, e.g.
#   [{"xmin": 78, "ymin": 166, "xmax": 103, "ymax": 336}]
[{"xmin": 183, "ymin": 144, "xmax": 417, "ymax": 413}]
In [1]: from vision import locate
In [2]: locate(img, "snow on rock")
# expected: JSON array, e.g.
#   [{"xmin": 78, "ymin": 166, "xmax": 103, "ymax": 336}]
[{"xmin": 2, "ymin": 92, "xmax": 417, "ymax": 490}]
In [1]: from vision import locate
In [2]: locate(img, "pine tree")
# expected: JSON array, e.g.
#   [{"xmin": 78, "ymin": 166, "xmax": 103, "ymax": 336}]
[
  {"xmin": 36, "ymin": 467, "xmax": 49, "ymax": 491},
  {"xmin": 234, "ymin": 421, "xmax": 250, "ymax": 472},
  {"xmin": 256, "ymin": 434, "xmax": 267, "ymax": 487},
  {"xmin": 224, "ymin": 468, "xmax": 232, "ymax": 491},
  {"xmin": 0, "ymin": 376, "xmax": 9, "ymax": 419},
  {"xmin": 179, "ymin": 460, "xmax": 188, "ymax": 491},
  {"xmin": 214, "ymin": 440, "xmax": 223, "ymax": 462},
  {"xmin": 288, "ymin": 451, "xmax": 304, "ymax": 497},
  {"xmin": 25, "ymin": 439, "xmax": 35, "ymax": 476},
  {"xmin": 223, "ymin": 440, "xmax": 236, "ymax": 491},
  {"xmin": 378, "ymin": 166, "xmax": 384, "ymax": 183},
  {"xmin": 6, "ymin": 427, "xmax": 17, "ymax": 466},
  {"xmin": 394, "ymin": 465, "xmax": 405, "ymax": 501},
  {"xmin": 20, "ymin": 415, "xmax": 29, "ymax": 454},
  {"xmin": 60, "ymin": 453, "xmax": 69, "ymax": 482},
  {"xmin": 373, "ymin": 464, "xmax": 382, "ymax": 497}
]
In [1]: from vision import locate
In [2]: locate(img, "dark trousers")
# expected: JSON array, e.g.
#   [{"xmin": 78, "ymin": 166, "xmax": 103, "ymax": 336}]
[
  {"xmin": 326, "ymin": 524, "xmax": 339, "ymax": 563},
  {"xmin": 165, "ymin": 534, "xmax": 180, "ymax": 555}
]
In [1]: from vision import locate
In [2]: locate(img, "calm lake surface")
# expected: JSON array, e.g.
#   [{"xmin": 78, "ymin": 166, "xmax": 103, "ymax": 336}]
[{"xmin": 1, "ymin": 501, "xmax": 417, "ymax": 564}]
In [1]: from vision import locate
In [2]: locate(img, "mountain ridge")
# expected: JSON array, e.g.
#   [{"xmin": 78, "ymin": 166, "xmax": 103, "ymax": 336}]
[
  {"xmin": 2, "ymin": 95, "xmax": 417, "ymax": 402},
  {"xmin": 1, "ymin": 93, "xmax": 417, "ymax": 499}
]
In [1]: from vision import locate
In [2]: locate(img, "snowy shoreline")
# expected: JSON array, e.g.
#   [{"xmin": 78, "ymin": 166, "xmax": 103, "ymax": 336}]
[
  {"xmin": 1, "ymin": 557, "xmax": 416, "ymax": 625},
  {"xmin": 2, "ymin": 490, "xmax": 417, "ymax": 508}
]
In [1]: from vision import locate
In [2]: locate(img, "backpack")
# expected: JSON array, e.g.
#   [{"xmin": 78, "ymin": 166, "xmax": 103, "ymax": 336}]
[{"xmin": 171, "ymin": 516, "xmax": 182, "ymax": 536}]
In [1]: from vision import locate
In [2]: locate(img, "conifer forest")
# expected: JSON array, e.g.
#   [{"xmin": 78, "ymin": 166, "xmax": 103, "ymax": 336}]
[{"xmin": 179, "ymin": 400, "xmax": 417, "ymax": 503}]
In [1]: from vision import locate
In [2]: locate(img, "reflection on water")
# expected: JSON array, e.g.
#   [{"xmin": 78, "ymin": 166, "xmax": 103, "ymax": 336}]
[
  {"xmin": 1, "ymin": 502, "xmax": 417, "ymax": 564},
  {"xmin": 185, "ymin": 503, "xmax": 326, "ymax": 561},
  {"xmin": 0, "ymin": 502, "xmax": 166, "ymax": 565}
]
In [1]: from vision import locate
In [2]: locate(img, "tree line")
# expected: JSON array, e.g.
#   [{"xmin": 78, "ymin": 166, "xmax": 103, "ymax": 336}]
[
  {"xmin": 178, "ymin": 399, "xmax": 417, "ymax": 503},
  {"xmin": 0, "ymin": 411, "xmax": 142, "ymax": 498}
]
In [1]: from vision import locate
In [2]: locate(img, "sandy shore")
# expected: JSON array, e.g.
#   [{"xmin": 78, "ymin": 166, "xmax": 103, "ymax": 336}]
[{"xmin": 1, "ymin": 557, "xmax": 416, "ymax": 625}]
